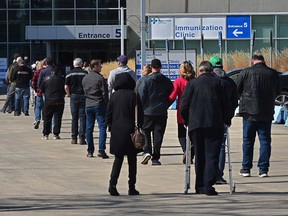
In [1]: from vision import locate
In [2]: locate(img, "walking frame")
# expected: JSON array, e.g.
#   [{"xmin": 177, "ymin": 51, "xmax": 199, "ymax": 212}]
[
  {"xmin": 226, "ymin": 126, "xmax": 236, "ymax": 194},
  {"xmin": 184, "ymin": 126, "xmax": 236, "ymax": 194},
  {"xmin": 184, "ymin": 127, "xmax": 191, "ymax": 194}
]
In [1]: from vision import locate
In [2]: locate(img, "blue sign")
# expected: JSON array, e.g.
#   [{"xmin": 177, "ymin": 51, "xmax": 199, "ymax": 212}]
[{"xmin": 227, "ymin": 15, "xmax": 250, "ymax": 39}]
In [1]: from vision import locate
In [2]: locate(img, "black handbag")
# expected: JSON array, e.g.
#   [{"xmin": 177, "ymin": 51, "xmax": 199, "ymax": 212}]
[{"xmin": 130, "ymin": 91, "xmax": 146, "ymax": 149}]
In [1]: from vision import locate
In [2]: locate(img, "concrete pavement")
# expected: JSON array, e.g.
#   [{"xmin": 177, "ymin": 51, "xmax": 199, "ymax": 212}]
[{"xmin": 0, "ymin": 95, "xmax": 288, "ymax": 215}]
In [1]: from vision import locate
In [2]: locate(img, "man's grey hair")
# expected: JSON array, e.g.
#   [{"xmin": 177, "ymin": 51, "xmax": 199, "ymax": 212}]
[
  {"xmin": 199, "ymin": 61, "xmax": 213, "ymax": 73},
  {"xmin": 73, "ymin": 58, "xmax": 83, "ymax": 67}
]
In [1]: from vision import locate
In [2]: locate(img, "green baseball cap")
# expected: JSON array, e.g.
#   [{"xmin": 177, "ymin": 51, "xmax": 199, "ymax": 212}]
[{"xmin": 209, "ymin": 56, "xmax": 223, "ymax": 67}]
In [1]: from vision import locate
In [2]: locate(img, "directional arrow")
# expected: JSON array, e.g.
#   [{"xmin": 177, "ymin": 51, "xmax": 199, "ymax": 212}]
[{"xmin": 233, "ymin": 29, "xmax": 243, "ymax": 37}]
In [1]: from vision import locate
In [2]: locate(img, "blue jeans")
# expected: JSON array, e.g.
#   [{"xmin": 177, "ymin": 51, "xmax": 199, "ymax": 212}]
[
  {"xmin": 34, "ymin": 95, "xmax": 44, "ymax": 121},
  {"xmin": 242, "ymin": 119, "xmax": 272, "ymax": 173},
  {"xmin": 15, "ymin": 87, "xmax": 30, "ymax": 115},
  {"xmin": 86, "ymin": 104, "xmax": 107, "ymax": 154},
  {"xmin": 70, "ymin": 94, "xmax": 86, "ymax": 139}
]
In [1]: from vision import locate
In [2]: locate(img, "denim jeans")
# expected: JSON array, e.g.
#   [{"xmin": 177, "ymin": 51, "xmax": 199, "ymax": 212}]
[
  {"xmin": 70, "ymin": 94, "xmax": 86, "ymax": 139},
  {"xmin": 242, "ymin": 119, "xmax": 272, "ymax": 173},
  {"xmin": 2, "ymin": 83, "xmax": 15, "ymax": 111},
  {"xmin": 34, "ymin": 95, "xmax": 44, "ymax": 121},
  {"xmin": 15, "ymin": 87, "xmax": 30, "ymax": 115},
  {"xmin": 86, "ymin": 104, "xmax": 107, "ymax": 154}
]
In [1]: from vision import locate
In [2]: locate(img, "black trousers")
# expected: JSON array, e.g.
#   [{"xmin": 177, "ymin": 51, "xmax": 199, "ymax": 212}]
[
  {"xmin": 109, "ymin": 153, "xmax": 137, "ymax": 189},
  {"xmin": 178, "ymin": 123, "xmax": 194, "ymax": 159},
  {"xmin": 190, "ymin": 127, "xmax": 223, "ymax": 193},
  {"xmin": 42, "ymin": 102, "xmax": 64, "ymax": 136},
  {"xmin": 142, "ymin": 115, "xmax": 167, "ymax": 160}
]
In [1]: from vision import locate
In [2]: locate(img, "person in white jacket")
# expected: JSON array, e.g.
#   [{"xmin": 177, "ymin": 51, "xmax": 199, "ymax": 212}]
[{"xmin": 108, "ymin": 55, "xmax": 136, "ymax": 97}]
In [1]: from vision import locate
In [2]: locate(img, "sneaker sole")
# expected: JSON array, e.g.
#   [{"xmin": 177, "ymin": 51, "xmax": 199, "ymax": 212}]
[
  {"xmin": 259, "ymin": 174, "xmax": 268, "ymax": 178},
  {"xmin": 141, "ymin": 155, "xmax": 151, "ymax": 165},
  {"xmin": 239, "ymin": 172, "xmax": 251, "ymax": 177}
]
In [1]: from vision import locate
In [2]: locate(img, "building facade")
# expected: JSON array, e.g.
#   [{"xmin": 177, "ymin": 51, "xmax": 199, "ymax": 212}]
[{"xmin": 1, "ymin": 0, "xmax": 288, "ymax": 68}]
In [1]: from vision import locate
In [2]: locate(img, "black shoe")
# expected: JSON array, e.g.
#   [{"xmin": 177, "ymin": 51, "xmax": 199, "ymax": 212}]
[
  {"xmin": 24, "ymin": 113, "xmax": 29, "ymax": 116},
  {"xmin": 87, "ymin": 152, "xmax": 93, "ymax": 158},
  {"xmin": 216, "ymin": 178, "xmax": 227, "ymax": 185},
  {"xmin": 34, "ymin": 120, "xmax": 40, "ymax": 129},
  {"xmin": 109, "ymin": 185, "xmax": 120, "ymax": 196},
  {"xmin": 71, "ymin": 139, "xmax": 77, "ymax": 144},
  {"xmin": 205, "ymin": 190, "xmax": 218, "ymax": 196},
  {"xmin": 151, "ymin": 160, "xmax": 161, "ymax": 166},
  {"xmin": 239, "ymin": 168, "xmax": 251, "ymax": 177},
  {"xmin": 14, "ymin": 112, "xmax": 21, "ymax": 116},
  {"xmin": 79, "ymin": 138, "xmax": 86, "ymax": 145},
  {"xmin": 195, "ymin": 189, "xmax": 205, "ymax": 194},
  {"xmin": 6, "ymin": 109, "xmax": 13, "ymax": 114},
  {"xmin": 98, "ymin": 152, "xmax": 109, "ymax": 159},
  {"xmin": 128, "ymin": 188, "xmax": 140, "ymax": 195}
]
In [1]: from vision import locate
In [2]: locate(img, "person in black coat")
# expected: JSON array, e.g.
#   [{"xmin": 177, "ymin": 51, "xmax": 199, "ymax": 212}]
[
  {"xmin": 106, "ymin": 72, "xmax": 144, "ymax": 196},
  {"xmin": 40, "ymin": 66, "xmax": 65, "ymax": 140},
  {"xmin": 180, "ymin": 61, "xmax": 230, "ymax": 196}
]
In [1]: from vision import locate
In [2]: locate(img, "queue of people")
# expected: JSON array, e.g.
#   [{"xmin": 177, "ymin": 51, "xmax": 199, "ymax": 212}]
[{"xmin": 0, "ymin": 53, "xmax": 279, "ymax": 197}]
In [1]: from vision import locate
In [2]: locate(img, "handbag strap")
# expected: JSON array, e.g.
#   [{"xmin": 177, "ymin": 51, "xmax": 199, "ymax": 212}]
[{"xmin": 134, "ymin": 91, "xmax": 138, "ymax": 124}]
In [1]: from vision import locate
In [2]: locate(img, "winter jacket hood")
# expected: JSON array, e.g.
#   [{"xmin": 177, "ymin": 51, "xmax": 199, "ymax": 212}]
[{"xmin": 114, "ymin": 72, "xmax": 136, "ymax": 91}]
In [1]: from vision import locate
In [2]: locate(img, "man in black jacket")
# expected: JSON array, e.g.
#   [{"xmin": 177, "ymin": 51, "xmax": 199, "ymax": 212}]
[
  {"xmin": 138, "ymin": 59, "xmax": 173, "ymax": 166},
  {"xmin": 236, "ymin": 54, "xmax": 280, "ymax": 178},
  {"xmin": 40, "ymin": 66, "xmax": 65, "ymax": 140},
  {"xmin": 180, "ymin": 61, "xmax": 229, "ymax": 196},
  {"xmin": 65, "ymin": 58, "xmax": 88, "ymax": 145}
]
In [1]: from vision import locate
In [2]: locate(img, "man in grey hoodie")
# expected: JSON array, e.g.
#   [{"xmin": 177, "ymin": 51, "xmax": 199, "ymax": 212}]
[
  {"xmin": 209, "ymin": 56, "xmax": 238, "ymax": 185},
  {"xmin": 108, "ymin": 55, "xmax": 136, "ymax": 96}
]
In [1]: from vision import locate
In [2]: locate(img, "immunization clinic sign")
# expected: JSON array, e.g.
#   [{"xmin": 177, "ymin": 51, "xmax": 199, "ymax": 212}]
[
  {"xmin": 151, "ymin": 17, "xmax": 226, "ymax": 39},
  {"xmin": 135, "ymin": 50, "xmax": 197, "ymax": 81}
]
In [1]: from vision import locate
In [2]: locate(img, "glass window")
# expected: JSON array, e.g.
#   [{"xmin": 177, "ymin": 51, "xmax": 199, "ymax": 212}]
[
  {"xmin": 0, "ymin": 44, "xmax": 7, "ymax": 58},
  {"xmin": 8, "ymin": 43, "xmax": 30, "ymax": 60},
  {"xmin": 31, "ymin": 10, "xmax": 52, "ymax": 25},
  {"xmin": 0, "ymin": 11, "xmax": 7, "ymax": 42},
  {"xmin": 76, "ymin": 0, "xmax": 96, "ymax": 8},
  {"xmin": 31, "ymin": 0, "xmax": 52, "ymax": 8},
  {"xmin": 120, "ymin": 0, "xmax": 126, "ymax": 7},
  {"xmin": 76, "ymin": 10, "xmax": 96, "ymax": 25},
  {"xmin": 8, "ymin": 10, "xmax": 29, "ymax": 42},
  {"xmin": 277, "ymin": 40, "xmax": 288, "ymax": 52},
  {"xmin": 278, "ymin": 15, "xmax": 288, "ymax": 38},
  {"xmin": 98, "ymin": 0, "xmax": 118, "ymax": 8},
  {"xmin": 254, "ymin": 39, "xmax": 270, "ymax": 51},
  {"xmin": 203, "ymin": 40, "xmax": 220, "ymax": 55},
  {"xmin": 0, "ymin": 1, "xmax": 6, "ymax": 8},
  {"xmin": 54, "ymin": 0, "xmax": 74, "ymax": 8},
  {"xmin": 227, "ymin": 40, "xmax": 249, "ymax": 53},
  {"xmin": 98, "ymin": 9, "xmax": 118, "ymax": 25},
  {"xmin": 8, "ymin": 0, "xmax": 29, "ymax": 8},
  {"xmin": 54, "ymin": 10, "xmax": 74, "ymax": 25},
  {"xmin": 252, "ymin": 15, "xmax": 274, "ymax": 38}
]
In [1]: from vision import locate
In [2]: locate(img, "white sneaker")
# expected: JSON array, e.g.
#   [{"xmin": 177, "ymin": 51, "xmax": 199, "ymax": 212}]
[
  {"xmin": 259, "ymin": 172, "xmax": 268, "ymax": 178},
  {"xmin": 42, "ymin": 135, "xmax": 48, "ymax": 140},
  {"xmin": 141, "ymin": 153, "xmax": 151, "ymax": 165},
  {"xmin": 53, "ymin": 135, "xmax": 61, "ymax": 140}
]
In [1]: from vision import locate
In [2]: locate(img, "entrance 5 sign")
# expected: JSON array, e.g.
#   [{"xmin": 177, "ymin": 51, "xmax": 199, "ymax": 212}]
[{"xmin": 226, "ymin": 15, "xmax": 251, "ymax": 39}]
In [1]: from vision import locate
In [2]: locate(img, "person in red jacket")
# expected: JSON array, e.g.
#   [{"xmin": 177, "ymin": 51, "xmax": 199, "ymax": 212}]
[
  {"xmin": 169, "ymin": 61, "xmax": 195, "ymax": 164},
  {"xmin": 31, "ymin": 59, "xmax": 46, "ymax": 129}
]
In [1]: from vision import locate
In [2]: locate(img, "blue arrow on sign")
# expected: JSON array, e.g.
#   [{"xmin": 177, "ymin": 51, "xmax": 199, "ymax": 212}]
[{"xmin": 227, "ymin": 15, "xmax": 250, "ymax": 39}]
